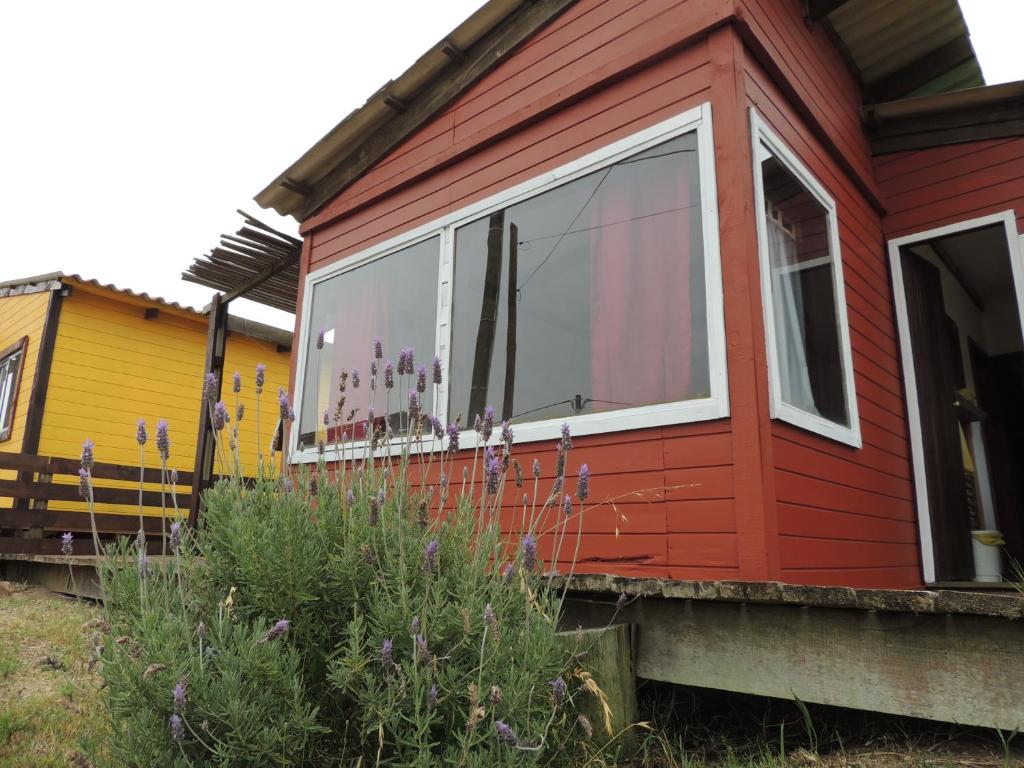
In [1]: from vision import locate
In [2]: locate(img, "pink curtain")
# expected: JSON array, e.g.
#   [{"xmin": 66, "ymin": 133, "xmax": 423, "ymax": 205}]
[
  {"xmin": 325, "ymin": 280, "xmax": 390, "ymax": 443},
  {"xmin": 589, "ymin": 162, "xmax": 694, "ymax": 408}
]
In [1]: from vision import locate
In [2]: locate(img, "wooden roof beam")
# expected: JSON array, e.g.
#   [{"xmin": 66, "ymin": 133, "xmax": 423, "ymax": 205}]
[{"xmin": 804, "ymin": 0, "xmax": 852, "ymax": 22}]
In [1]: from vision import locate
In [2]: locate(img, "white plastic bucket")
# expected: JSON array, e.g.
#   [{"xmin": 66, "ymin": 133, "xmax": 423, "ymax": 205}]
[{"xmin": 971, "ymin": 530, "xmax": 1004, "ymax": 583}]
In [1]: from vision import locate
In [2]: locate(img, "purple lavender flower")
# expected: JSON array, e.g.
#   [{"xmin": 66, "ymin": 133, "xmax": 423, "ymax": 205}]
[
  {"xmin": 473, "ymin": 414, "xmax": 481, "ymax": 434},
  {"xmin": 484, "ymin": 447, "xmax": 501, "ymax": 495},
  {"xmin": 169, "ymin": 521, "xmax": 181, "ymax": 554},
  {"xmin": 428, "ymin": 684, "xmax": 439, "ymax": 710},
  {"xmin": 532, "ymin": 458, "xmax": 541, "ymax": 479},
  {"xmin": 81, "ymin": 438, "xmax": 95, "ymax": 470},
  {"xmin": 78, "ymin": 469, "xmax": 90, "ymax": 499},
  {"xmin": 408, "ymin": 391, "xmax": 420, "ymax": 423},
  {"xmin": 416, "ymin": 366, "xmax": 426, "ymax": 394},
  {"xmin": 316, "ymin": 328, "xmax": 325, "ymax": 350},
  {"xmin": 136, "ymin": 418, "xmax": 147, "ymax": 446},
  {"xmin": 432, "ymin": 355, "xmax": 443, "ymax": 385},
  {"xmin": 551, "ymin": 676, "xmax": 566, "ymax": 706},
  {"xmin": 255, "ymin": 363, "xmax": 266, "ymax": 394},
  {"xmin": 137, "ymin": 552, "xmax": 150, "ymax": 578},
  {"xmin": 404, "ymin": 348, "xmax": 414, "ymax": 373},
  {"xmin": 410, "ymin": 616, "xmax": 420, "ymax": 636},
  {"xmin": 367, "ymin": 406, "xmax": 375, "ymax": 426},
  {"xmin": 170, "ymin": 468, "xmax": 178, "ymax": 485},
  {"xmin": 170, "ymin": 713, "xmax": 184, "ymax": 742},
  {"xmin": 415, "ymin": 634, "xmax": 430, "ymax": 663},
  {"xmin": 495, "ymin": 720, "xmax": 516, "ymax": 745},
  {"xmin": 501, "ymin": 420, "xmax": 513, "ymax": 448},
  {"xmin": 561, "ymin": 422, "xmax": 572, "ymax": 450},
  {"xmin": 381, "ymin": 638, "xmax": 393, "ymax": 665},
  {"xmin": 446, "ymin": 422, "xmax": 460, "ymax": 453},
  {"xmin": 502, "ymin": 562, "xmax": 516, "ymax": 583},
  {"xmin": 262, "ymin": 619, "xmax": 290, "ymax": 642},
  {"xmin": 61, "ymin": 532, "xmax": 73, "ymax": 557},
  {"xmin": 346, "ymin": 488, "xmax": 355, "ymax": 506},
  {"xmin": 369, "ymin": 494, "xmax": 380, "ymax": 527},
  {"xmin": 439, "ymin": 471, "xmax": 448, "ymax": 489},
  {"xmin": 484, "ymin": 603, "xmax": 496, "ymax": 628},
  {"xmin": 384, "ymin": 361, "xmax": 394, "ymax": 390},
  {"xmin": 232, "ymin": 371, "xmax": 241, "ymax": 393},
  {"xmin": 429, "ymin": 415, "xmax": 444, "ymax": 441},
  {"xmin": 202, "ymin": 372, "xmax": 217, "ymax": 404},
  {"xmin": 351, "ymin": 368, "xmax": 360, "ymax": 389},
  {"xmin": 173, "ymin": 680, "xmax": 186, "ymax": 713},
  {"xmin": 423, "ymin": 539, "xmax": 439, "ymax": 573},
  {"xmin": 562, "ymin": 494, "xmax": 572, "ymax": 516},
  {"xmin": 576, "ymin": 464, "xmax": 590, "ymax": 502},
  {"xmin": 213, "ymin": 401, "xmax": 229, "ymax": 432},
  {"xmin": 513, "ymin": 460, "xmax": 523, "ymax": 488},
  {"xmin": 482, "ymin": 406, "xmax": 495, "ymax": 443},
  {"xmin": 520, "ymin": 534, "xmax": 537, "ymax": 571},
  {"xmin": 156, "ymin": 419, "xmax": 170, "ymax": 461},
  {"xmin": 373, "ymin": 336, "xmax": 383, "ymax": 360}
]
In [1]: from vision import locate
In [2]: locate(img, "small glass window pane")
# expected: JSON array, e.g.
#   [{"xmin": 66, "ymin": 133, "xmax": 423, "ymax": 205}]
[
  {"xmin": 448, "ymin": 132, "xmax": 709, "ymax": 426},
  {"xmin": 299, "ymin": 236, "xmax": 440, "ymax": 445},
  {"xmin": 0, "ymin": 348, "xmax": 21, "ymax": 435},
  {"xmin": 759, "ymin": 144, "xmax": 848, "ymax": 426}
]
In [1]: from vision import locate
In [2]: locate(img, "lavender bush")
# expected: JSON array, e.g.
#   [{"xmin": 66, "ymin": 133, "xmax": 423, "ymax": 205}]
[{"xmin": 93, "ymin": 344, "xmax": 610, "ymax": 766}]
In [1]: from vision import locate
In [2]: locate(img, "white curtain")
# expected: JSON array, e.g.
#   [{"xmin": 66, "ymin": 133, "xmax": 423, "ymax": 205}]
[{"xmin": 767, "ymin": 218, "xmax": 819, "ymax": 416}]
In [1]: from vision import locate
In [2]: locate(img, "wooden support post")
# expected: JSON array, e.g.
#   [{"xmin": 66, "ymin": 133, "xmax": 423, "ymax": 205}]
[
  {"xmin": 189, "ymin": 293, "xmax": 228, "ymax": 528},
  {"xmin": 559, "ymin": 623, "xmax": 638, "ymax": 754}
]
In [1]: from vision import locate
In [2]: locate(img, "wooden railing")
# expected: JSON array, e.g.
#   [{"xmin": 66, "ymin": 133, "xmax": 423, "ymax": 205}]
[{"xmin": 0, "ymin": 452, "xmax": 193, "ymax": 556}]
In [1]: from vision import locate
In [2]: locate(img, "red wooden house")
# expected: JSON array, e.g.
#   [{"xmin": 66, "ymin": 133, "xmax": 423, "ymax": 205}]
[{"xmin": 254, "ymin": 0, "xmax": 1024, "ymax": 591}]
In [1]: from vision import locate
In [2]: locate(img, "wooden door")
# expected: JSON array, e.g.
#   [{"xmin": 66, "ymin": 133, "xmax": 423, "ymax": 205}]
[{"xmin": 900, "ymin": 249, "xmax": 973, "ymax": 581}]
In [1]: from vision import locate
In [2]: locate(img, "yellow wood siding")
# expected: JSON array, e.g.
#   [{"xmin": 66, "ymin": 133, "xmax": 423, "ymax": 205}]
[
  {"xmin": 37, "ymin": 286, "xmax": 290, "ymax": 516},
  {"xmin": 0, "ymin": 291, "xmax": 51, "ymax": 507}
]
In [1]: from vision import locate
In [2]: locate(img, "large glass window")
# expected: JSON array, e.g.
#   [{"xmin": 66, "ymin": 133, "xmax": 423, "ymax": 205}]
[
  {"xmin": 448, "ymin": 132, "xmax": 709, "ymax": 426},
  {"xmin": 292, "ymin": 104, "xmax": 728, "ymax": 460},
  {"xmin": 752, "ymin": 113, "xmax": 859, "ymax": 446},
  {"xmin": 298, "ymin": 236, "xmax": 440, "ymax": 445},
  {"xmin": 0, "ymin": 339, "xmax": 25, "ymax": 442}
]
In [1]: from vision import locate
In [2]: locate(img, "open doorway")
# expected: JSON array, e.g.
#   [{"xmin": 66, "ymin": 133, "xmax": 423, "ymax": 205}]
[{"xmin": 889, "ymin": 212, "xmax": 1024, "ymax": 584}]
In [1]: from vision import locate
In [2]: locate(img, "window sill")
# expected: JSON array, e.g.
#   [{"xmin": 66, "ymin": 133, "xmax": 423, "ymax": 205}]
[
  {"xmin": 290, "ymin": 396, "xmax": 729, "ymax": 464},
  {"xmin": 772, "ymin": 402, "xmax": 861, "ymax": 449}
]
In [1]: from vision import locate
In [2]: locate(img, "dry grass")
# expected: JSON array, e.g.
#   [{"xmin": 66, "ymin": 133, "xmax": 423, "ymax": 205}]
[{"xmin": 0, "ymin": 582, "xmax": 109, "ymax": 767}]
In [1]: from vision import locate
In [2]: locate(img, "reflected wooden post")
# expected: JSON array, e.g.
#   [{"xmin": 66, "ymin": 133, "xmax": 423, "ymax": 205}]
[
  {"xmin": 502, "ymin": 223, "xmax": 518, "ymax": 421},
  {"xmin": 469, "ymin": 210, "xmax": 505, "ymax": 421},
  {"xmin": 189, "ymin": 293, "xmax": 228, "ymax": 529}
]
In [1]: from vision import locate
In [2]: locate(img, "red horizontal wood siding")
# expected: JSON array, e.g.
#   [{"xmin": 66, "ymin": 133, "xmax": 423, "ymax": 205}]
[
  {"xmin": 875, "ymin": 137, "xmax": 1024, "ymax": 238},
  {"xmin": 740, "ymin": 38, "xmax": 921, "ymax": 588}
]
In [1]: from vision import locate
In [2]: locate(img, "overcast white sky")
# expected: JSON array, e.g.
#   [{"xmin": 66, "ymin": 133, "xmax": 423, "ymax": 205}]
[{"xmin": 1, "ymin": 1, "xmax": 1020, "ymax": 331}]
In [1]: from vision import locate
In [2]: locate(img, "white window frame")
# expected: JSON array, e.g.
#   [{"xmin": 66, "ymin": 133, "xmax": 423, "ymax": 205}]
[
  {"xmin": 290, "ymin": 102, "xmax": 728, "ymax": 463},
  {"xmin": 749, "ymin": 108, "xmax": 861, "ymax": 448}
]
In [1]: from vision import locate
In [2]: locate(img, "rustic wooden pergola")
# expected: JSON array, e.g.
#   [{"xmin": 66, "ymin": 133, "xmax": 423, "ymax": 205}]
[{"xmin": 181, "ymin": 211, "xmax": 301, "ymax": 526}]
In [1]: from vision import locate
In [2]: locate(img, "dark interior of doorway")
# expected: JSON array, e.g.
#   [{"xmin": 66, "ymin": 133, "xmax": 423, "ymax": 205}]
[{"xmin": 899, "ymin": 223, "xmax": 1024, "ymax": 582}]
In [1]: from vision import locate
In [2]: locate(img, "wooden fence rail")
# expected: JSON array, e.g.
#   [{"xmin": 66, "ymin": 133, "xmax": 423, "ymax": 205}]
[{"xmin": 0, "ymin": 452, "xmax": 192, "ymax": 556}]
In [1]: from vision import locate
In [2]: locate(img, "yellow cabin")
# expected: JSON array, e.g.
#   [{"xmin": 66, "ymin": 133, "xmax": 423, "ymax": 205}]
[{"xmin": 0, "ymin": 273, "xmax": 292, "ymax": 552}]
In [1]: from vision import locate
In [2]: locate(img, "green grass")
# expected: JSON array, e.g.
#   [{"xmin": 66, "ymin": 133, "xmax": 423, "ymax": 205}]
[{"xmin": 0, "ymin": 584, "xmax": 109, "ymax": 767}]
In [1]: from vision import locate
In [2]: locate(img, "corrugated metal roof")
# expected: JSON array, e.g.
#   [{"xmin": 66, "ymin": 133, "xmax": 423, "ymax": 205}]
[
  {"xmin": 0, "ymin": 272, "xmax": 292, "ymax": 346},
  {"xmin": 826, "ymin": 0, "xmax": 983, "ymax": 99}
]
